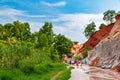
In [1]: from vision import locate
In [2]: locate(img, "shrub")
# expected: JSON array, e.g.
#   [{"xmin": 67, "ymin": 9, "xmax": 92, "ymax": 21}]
[
  {"xmin": 82, "ymin": 47, "xmax": 92, "ymax": 58},
  {"xmin": 56, "ymin": 67, "xmax": 74, "ymax": 80}
]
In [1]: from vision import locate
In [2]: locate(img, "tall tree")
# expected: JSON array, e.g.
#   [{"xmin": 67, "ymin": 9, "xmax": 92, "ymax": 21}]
[
  {"xmin": 103, "ymin": 10, "xmax": 116, "ymax": 24},
  {"xmin": 36, "ymin": 33, "xmax": 48, "ymax": 48},
  {"xmin": 84, "ymin": 22, "xmax": 96, "ymax": 38},
  {"xmin": 54, "ymin": 34, "xmax": 72, "ymax": 59},
  {"xmin": 39, "ymin": 22, "xmax": 54, "ymax": 45},
  {"xmin": 13, "ymin": 21, "xmax": 31, "ymax": 41}
]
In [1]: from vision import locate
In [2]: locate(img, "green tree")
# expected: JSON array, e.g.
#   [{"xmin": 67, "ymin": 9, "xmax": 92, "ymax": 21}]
[
  {"xmin": 0, "ymin": 24, "xmax": 3, "ymax": 39},
  {"xmin": 36, "ymin": 33, "xmax": 48, "ymax": 49},
  {"xmin": 54, "ymin": 34, "xmax": 72, "ymax": 59},
  {"xmin": 99, "ymin": 23, "xmax": 106, "ymax": 29},
  {"xmin": 39, "ymin": 22, "xmax": 54, "ymax": 45},
  {"xmin": 13, "ymin": 21, "xmax": 31, "ymax": 41},
  {"xmin": 103, "ymin": 10, "xmax": 116, "ymax": 24},
  {"xmin": 84, "ymin": 22, "xmax": 96, "ymax": 38},
  {"xmin": 82, "ymin": 47, "xmax": 91, "ymax": 58}
]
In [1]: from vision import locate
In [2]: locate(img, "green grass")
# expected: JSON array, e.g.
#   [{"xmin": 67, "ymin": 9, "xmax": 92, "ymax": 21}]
[
  {"xmin": 0, "ymin": 63, "xmax": 66, "ymax": 80},
  {"xmin": 56, "ymin": 67, "xmax": 74, "ymax": 80},
  {"xmin": 0, "ymin": 41, "xmax": 67, "ymax": 80}
]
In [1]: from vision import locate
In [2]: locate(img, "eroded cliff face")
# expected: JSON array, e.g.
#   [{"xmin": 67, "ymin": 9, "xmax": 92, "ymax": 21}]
[
  {"xmin": 84, "ymin": 23, "xmax": 114, "ymax": 48},
  {"xmin": 71, "ymin": 23, "xmax": 113, "ymax": 54},
  {"xmin": 71, "ymin": 43, "xmax": 83, "ymax": 54},
  {"xmin": 87, "ymin": 14, "xmax": 120, "ymax": 72}
]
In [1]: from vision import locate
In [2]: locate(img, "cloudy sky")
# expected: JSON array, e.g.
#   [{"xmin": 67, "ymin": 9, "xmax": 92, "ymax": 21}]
[{"xmin": 0, "ymin": 0, "xmax": 120, "ymax": 43}]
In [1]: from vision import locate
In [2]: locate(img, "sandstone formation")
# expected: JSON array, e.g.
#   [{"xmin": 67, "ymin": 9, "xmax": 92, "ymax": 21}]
[
  {"xmin": 87, "ymin": 14, "xmax": 120, "ymax": 72},
  {"xmin": 71, "ymin": 43, "xmax": 83, "ymax": 54},
  {"xmin": 71, "ymin": 23, "xmax": 113, "ymax": 54},
  {"xmin": 84, "ymin": 23, "xmax": 114, "ymax": 48}
]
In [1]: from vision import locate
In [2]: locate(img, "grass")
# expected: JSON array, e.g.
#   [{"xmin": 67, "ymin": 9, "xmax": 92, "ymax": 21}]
[
  {"xmin": 56, "ymin": 67, "xmax": 74, "ymax": 80},
  {"xmin": 0, "ymin": 63, "xmax": 67, "ymax": 80}
]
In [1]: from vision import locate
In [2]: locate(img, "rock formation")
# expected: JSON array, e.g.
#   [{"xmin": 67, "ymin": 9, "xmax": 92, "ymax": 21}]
[
  {"xmin": 71, "ymin": 23, "xmax": 114, "ymax": 54},
  {"xmin": 71, "ymin": 42, "xmax": 83, "ymax": 55},
  {"xmin": 87, "ymin": 14, "xmax": 120, "ymax": 72}
]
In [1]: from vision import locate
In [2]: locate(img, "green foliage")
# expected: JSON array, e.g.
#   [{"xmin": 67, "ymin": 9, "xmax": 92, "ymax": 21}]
[
  {"xmin": 56, "ymin": 67, "xmax": 74, "ymax": 80},
  {"xmin": 36, "ymin": 33, "xmax": 48, "ymax": 48},
  {"xmin": 0, "ymin": 63, "xmax": 66, "ymax": 80},
  {"xmin": 34, "ymin": 63, "xmax": 66, "ymax": 74},
  {"xmin": 0, "ymin": 43, "xmax": 32, "ymax": 69},
  {"xmin": 0, "ymin": 69, "xmax": 13, "ymax": 80},
  {"xmin": 99, "ymin": 23, "xmax": 106, "ymax": 29},
  {"xmin": 39, "ymin": 22, "xmax": 54, "ymax": 45},
  {"xmin": 84, "ymin": 22, "xmax": 96, "ymax": 38},
  {"xmin": 103, "ymin": 10, "xmax": 116, "ymax": 24},
  {"xmin": 0, "ymin": 21, "xmax": 72, "ymax": 80},
  {"xmin": 82, "ymin": 47, "xmax": 92, "ymax": 58},
  {"xmin": 54, "ymin": 34, "xmax": 72, "ymax": 59},
  {"xmin": 73, "ymin": 55, "xmax": 81, "ymax": 60}
]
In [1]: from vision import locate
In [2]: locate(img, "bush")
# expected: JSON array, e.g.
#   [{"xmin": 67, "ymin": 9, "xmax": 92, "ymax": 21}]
[
  {"xmin": 82, "ymin": 47, "xmax": 92, "ymax": 58},
  {"xmin": 0, "ymin": 69, "xmax": 13, "ymax": 80},
  {"xmin": 56, "ymin": 67, "xmax": 74, "ymax": 80},
  {"xmin": 34, "ymin": 63, "xmax": 66, "ymax": 74}
]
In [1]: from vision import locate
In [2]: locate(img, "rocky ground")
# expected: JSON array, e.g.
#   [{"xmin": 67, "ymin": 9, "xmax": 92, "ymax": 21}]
[{"xmin": 69, "ymin": 65, "xmax": 120, "ymax": 80}]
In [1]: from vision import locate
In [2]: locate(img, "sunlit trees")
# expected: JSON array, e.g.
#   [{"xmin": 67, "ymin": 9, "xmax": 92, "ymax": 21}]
[
  {"xmin": 84, "ymin": 22, "xmax": 96, "ymax": 38},
  {"xmin": 103, "ymin": 10, "xmax": 116, "ymax": 24},
  {"xmin": 39, "ymin": 22, "xmax": 54, "ymax": 45},
  {"xmin": 54, "ymin": 34, "xmax": 72, "ymax": 59},
  {"xmin": 99, "ymin": 23, "xmax": 106, "ymax": 29}
]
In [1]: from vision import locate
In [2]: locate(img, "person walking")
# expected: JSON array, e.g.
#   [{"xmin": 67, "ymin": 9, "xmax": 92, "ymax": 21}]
[{"xmin": 76, "ymin": 60, "xmax": 79, "ymax": 68}]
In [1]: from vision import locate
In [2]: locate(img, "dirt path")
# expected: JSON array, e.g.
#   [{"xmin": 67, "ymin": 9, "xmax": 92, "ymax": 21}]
[
  {"xmin": 69, "ymin": 65, "xmax": 90, "ymax": 80},
  {"xmin": 50, "ymin": 71, "xmax": 63, "ymax": 80}
]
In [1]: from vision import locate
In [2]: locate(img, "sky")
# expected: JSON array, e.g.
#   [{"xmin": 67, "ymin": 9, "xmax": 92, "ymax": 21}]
[{"xmin": 0, "ymin": 0, "xmax": 120, "ymax": 43}]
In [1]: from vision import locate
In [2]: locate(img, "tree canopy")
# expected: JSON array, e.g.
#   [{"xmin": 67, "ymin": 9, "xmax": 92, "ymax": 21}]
[
  {"xmin": 103, "ymin": 10, "xmax": 116, "ymax": 24},
  {"xmin": 54, "ymin": 34, "xmax": 72, "ymax": 59},
  {"xmin": 84, "ymin": 22, "xmax": 96, "ymax": 38},
  {"xmin": 99, "ymin": 23, "xmax": 106, "ymax": 29}
]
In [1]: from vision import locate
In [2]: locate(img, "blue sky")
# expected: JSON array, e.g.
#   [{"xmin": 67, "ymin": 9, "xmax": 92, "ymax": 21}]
[{"xmin": 0, "ymin": 0, "xmax": 120, "ymax": 43}]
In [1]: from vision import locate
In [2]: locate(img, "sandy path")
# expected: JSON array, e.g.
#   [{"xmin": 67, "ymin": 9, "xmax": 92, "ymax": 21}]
[
  {"xmin": 69, "ymin": 65, "xmax": 90, "ymax": 80},
  {"xmin": 69, "ymin": 64, "xmax": 120, "ymax": 80}
]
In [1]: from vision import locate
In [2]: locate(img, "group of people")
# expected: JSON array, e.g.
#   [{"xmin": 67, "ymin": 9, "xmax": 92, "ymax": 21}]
[{"xmin": 69, "ymin": 60, "xmax": 82, "ymax": 68}]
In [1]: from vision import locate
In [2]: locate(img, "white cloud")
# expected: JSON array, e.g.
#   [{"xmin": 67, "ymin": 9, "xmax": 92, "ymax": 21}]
[
  {"xmin": 0, "ymin": 8, "xmax": 48, "ymax": 19},
  {"xmin": 40, "ymin": 1, "xmax": 67, "ymax": 7},
  {"xmin": 29, "ymin": 22, "xmax": 43, "ymax": 33},
  {"xmin": 0, "ymin": 8, "xmax": 105, "ymax": 43},
  {"xmin": 0, "ymin": 8, "xmax": 25, "ymax": 20},
  {"xmin": 0, "ymin": 8, "xmax": 24, "ymax": 16},
  {"xmin": 51, "ymin": 13, "xmax": 104, "ymax": 43}
]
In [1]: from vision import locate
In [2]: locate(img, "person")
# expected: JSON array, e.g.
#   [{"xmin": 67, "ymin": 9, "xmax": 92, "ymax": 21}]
[
  {"xmin": 69, "ymin": 60, "xmax": 72, "ymax": 65},
  {"xmin": 76, "ymin": 60, "xmax": 79, "ymax": 68},
  {"xmin": 79, "ymin": 61, "xmax": 82, "ymax": 68},
  {"xmin": 71, "ymin": 59, "xmax": 74, "ymax": 65}
]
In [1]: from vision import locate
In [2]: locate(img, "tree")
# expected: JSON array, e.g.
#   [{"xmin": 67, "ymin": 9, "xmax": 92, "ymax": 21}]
[
  {"xmin": 103, "ymin": 10, "xmax": 116, "ymax": 24},
  {"xmin": 84, "ymin": 22, "xmax": 96, "ymax": 38},
  {"xmin": 99, "ymin": 23, "xmax": 106, "ymax": 29},
  {"xmin": 0, "ymin": 24, "xmax": 4, "ymax": 39},
  {"xmin": 39, "ymin": 22, "xmax": 54, "ymax": 45},
  {"xmin": 13, "ymin": 21, "xmax": 31, "ymax": 41},
  {"xmin": 82, "ymin": 47, "xmax": 91, "ymax": 58},
  {"xmin": 54, "ymin": 34, "xmax": 72, "ymax": 59},
  {"xmin": 36, "ymin": 33, "xmax": 48, "ymax": 48}
]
